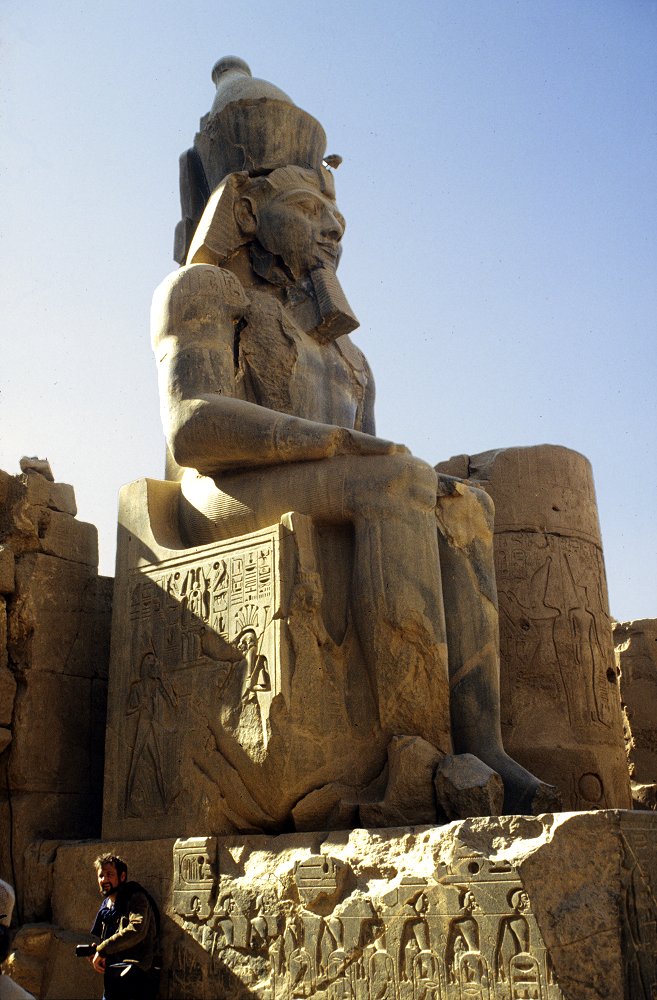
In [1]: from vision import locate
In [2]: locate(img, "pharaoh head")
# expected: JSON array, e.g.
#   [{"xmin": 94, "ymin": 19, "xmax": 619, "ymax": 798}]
[{"xmin": 176, "ymin": 56, "xmax": 357, "ymax": 341}]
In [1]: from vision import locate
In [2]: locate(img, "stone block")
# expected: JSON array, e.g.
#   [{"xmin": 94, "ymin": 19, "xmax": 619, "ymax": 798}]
[
  {"xmin": 9, "ymin": 553, "xmax": 105, "ymax": 676},
  {"xmin": 6, "ymin": 921, "xmax": 102, "ymax": 1000},
  {"xmin": 90, "ymin": 677, "xmax": 107, "ymax": 789},
  {"xmin": 631, "ymin": 781, "xmax": 657, "ymax": 810},
  {"xmin": 0, "ymin": 468, "xmax": 11, "ymax": 508},
  {"xmin": 436, "ymin": 444, "xmax": 632, "ymax": 810},
  {"xmin": 91, "ymin": 575, "xmax": 113, "ymax": 681},
  {"xmin": 9, "ymin": 671, "xmax": 95, "ymax": 793},
  {"xmin": 22, "ymin": 473, "xmax": 77, "ymax": 516},
  {"xmin": 37, "ymin": 509, "xmax": 98, "ymax": 567},
  {"xmin": 0, "ymin": 545, "xmax": 15, "ymax": 593},
  {"xmin": 0, "ymin": 666, "xmax": 17, "ymax": 728},
  {"xmin": 434, "ymin": 752, "xmax": 504, "ymax": 819},
  {"xmin": 41, "ymin": 811, "xmax": 657, "ymax": 1000},
  {"xmin": 291, "ymin": 782, "xmax": 360, "ymax": 832}
]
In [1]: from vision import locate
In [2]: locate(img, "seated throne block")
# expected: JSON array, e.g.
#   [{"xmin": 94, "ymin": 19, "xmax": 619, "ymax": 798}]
[{"xmin": 102, "ymin": 478, "xmax": 394, "ymax": 841}]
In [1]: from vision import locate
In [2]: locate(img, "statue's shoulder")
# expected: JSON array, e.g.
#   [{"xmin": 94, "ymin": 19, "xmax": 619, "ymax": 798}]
[
  {"xmin": 153, "ymin": 263, "xmax": 247, "ymax": 311},
  {"xmin": 151, "ymin": 264, "xmax": 249, "ymax": 350}
]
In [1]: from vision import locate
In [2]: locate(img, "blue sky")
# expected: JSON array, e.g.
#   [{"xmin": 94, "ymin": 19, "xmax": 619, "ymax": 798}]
[{"xmin": 1, "ymin": 0, "xmax": 655, "ymax": 620}]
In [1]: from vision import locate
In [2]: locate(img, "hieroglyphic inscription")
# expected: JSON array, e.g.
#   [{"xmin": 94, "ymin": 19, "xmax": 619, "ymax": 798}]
[
  {"xmin": 496, "ymin": 533, "xmax": 615, "ymax": 733},
  {"xmin": 170, "ymin": 843, "xmax": 565, "ymax": 999},
  {"xmin": 123, "ymin": 528, "xmax": 280, "ymax": 819},
  {"xmin": 495, "ymin": 527, "xmax": 630, "ymax": 809},
  {"xmin": 620, "ymin": 815, "xmax": 657, "ymax": 999},
  {"xmin": 173, "ymin": 837, "xmax": 217, "ymax": 921},
  {"xmin": 129, "ymin": 539, "xmax": 274, "ymax": 659}
]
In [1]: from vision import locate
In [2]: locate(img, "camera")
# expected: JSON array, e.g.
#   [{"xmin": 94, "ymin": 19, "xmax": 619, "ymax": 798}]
[{"xmin": 75, "ymin": 943, "xmax": 96, "ymax": 958}]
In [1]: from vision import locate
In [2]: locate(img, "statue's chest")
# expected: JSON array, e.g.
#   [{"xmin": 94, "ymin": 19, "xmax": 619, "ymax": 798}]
[{"xmin": 238, "ymin": 297, "xmax": 363, "ymax": 426}]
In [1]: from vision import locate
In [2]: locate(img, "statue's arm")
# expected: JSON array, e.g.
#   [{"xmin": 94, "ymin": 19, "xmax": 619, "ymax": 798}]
[
  {"xmin": 152, "ymin": 265, "xmax": 404, "ymax": 475},
  {"xmin": 359, "ymin": 353, "xmax": 377, "ymax": 436}
]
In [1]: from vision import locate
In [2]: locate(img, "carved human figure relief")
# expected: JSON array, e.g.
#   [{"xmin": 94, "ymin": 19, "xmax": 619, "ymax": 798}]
[{"xmin": 125, "ymin": 650, "xmax": 179, "ymax": 816}]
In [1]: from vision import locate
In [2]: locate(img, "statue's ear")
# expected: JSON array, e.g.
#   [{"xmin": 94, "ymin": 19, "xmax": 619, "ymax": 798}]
[{"xmin": 234, "ymin": 196, "xmax": 258, "ymax": 236}]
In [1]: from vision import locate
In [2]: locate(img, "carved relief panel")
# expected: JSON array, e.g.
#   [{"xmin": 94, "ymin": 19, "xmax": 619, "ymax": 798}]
[
  {"xmin": 169, "ymin": 840, "xmax": 565, "ymax": 1000},
  {"xmin": 107, "ymin": 523, "xmax": 286, "ymax": 837},
  {"xmin": 495, "ymin": 528, "xmax": 630, "ymax": 809},
  {"xmin": 620, "ymin": 815, "xmax": 657, "ymax": 1000}
]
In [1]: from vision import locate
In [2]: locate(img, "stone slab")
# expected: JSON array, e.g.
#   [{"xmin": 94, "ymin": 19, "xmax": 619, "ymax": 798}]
[
  {"xmin": 20, "ymin": 811, "xmax": 657, "ymax": 1000},
  {"xmin": 22, "ymin": 473, "xmax": 77, "ymax": 516},
  {"xmin": 36, "ymin": 509, "xmax": 98, "ymax": 567}
]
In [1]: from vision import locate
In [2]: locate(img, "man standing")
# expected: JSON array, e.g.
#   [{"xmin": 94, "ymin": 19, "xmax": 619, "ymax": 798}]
[{"xmin": 90, "ymin": 855, "xmax": 160, "ymax": 1000}]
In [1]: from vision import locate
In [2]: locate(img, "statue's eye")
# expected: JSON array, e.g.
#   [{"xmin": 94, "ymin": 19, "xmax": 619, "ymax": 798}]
[{"xmin": 296, "ymin": 199, "xmax": 320, "ymax": 216}]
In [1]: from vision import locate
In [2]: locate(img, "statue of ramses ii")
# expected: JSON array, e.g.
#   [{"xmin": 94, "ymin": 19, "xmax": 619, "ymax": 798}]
[{"xmin": 151, "ymin": 56, "xmax": 558, "ymax": 819}]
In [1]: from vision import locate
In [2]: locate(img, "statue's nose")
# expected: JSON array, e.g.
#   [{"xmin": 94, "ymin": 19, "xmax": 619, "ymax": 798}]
[{"xmin": 322, "ymin": 213, "xmax": 344, "ymax": 241}]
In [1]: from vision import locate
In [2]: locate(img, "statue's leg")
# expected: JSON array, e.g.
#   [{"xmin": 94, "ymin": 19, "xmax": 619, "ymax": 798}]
[
  {"xmin": 342, "ymin": 454, "xmax": 452, "ymax": 751},
  {"xmin": 179, "ymin": 456, "xmax": 452, "ymax": 752},
  {"xmin": 435, "ymin": 474, "xmax": 560, "ymax": 813}
]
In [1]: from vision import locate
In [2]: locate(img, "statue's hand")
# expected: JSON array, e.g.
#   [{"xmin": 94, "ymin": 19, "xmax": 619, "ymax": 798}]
[
  {"xmin": 335, "ymin": 428, "xmax": 410, "ymax": 457},
  {"xmin": 273, "ymin": 418, "xmax": 408, "ymax": 463}
]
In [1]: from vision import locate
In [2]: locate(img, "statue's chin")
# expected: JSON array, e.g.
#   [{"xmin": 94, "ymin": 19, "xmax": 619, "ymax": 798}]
[
  {"xmin": 284, "ymin": 266, "xmax": 359, "ymax": 343},
  {"xmin": 249, "ymin": 244, "xmax": 358, "ymax": 342}
]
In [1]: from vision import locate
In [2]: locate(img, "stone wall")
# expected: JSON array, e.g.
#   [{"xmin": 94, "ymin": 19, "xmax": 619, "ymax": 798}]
[
  {"xmin": 614, "ymin": 618, "xmax": 657, "ymax": 809},
  {"xmin": 0, "ymin": 463, "xmax": 113, "ymax": 918}
]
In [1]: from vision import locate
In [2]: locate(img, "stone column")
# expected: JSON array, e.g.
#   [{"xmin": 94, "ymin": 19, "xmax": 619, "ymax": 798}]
[{"xmin": 436, "ymin": 445, "xmax": 632, "ymax": 809}]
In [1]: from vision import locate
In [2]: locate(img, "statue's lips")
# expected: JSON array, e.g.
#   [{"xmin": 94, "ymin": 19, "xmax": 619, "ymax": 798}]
[{"xmin": 316, "ymin": 242, "xmax": 340, "ymax": 262}]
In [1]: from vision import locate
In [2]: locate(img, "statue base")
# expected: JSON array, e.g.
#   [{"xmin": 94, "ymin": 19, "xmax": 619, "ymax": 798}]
[{"xmin": 9, "ymin": 810, "xmax": 657, "ymax": 999}]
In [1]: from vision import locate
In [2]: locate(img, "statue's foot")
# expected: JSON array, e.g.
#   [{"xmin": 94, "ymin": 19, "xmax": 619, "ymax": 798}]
[{"xmin": 476, "ymin": 747, "xmax": 562, "ymax": 815}]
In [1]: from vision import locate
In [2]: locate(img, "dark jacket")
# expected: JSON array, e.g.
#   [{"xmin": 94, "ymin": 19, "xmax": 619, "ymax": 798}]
[{"xmin": 91, "ymin": 881, "xmax": 159, "ymax": 973}]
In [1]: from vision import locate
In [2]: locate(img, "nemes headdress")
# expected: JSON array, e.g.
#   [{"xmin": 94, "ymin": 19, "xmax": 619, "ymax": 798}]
[{"xmin": 174, "ymin": 56, "xmax": 333, "ymax": 265}]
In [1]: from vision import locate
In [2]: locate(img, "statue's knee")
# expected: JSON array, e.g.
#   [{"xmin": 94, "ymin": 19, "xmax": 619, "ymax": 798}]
[
  {"xmin": 345, "ymin": 454, "xmax": 438, "ymax": 517},
  {"xmin": 435, "ymin": 474, "xmax": 495, "ymax": 547}
]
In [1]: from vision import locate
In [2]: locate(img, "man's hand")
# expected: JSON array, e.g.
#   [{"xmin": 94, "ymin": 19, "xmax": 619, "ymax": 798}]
[{"xmin": 91, "ymin": 950, "xmax": 106, "ymax": 973}]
